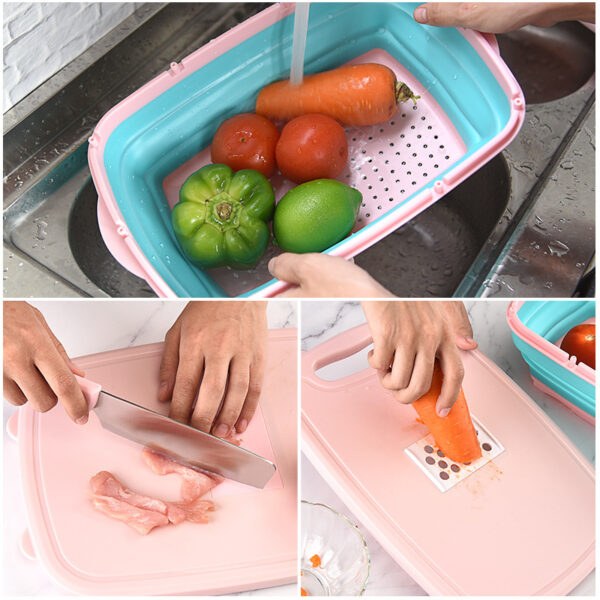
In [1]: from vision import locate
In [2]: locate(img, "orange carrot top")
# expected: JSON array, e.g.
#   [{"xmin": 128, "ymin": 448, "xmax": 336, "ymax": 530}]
[{"xmin": 412, "ymin": 362, "xmax": 481, "ymax": 463}]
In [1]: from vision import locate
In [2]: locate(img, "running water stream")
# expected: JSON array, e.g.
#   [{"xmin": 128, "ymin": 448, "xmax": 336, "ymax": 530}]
[{"xmin": 289, "ymin": 3, "xmax": 310, "ymax": 85}]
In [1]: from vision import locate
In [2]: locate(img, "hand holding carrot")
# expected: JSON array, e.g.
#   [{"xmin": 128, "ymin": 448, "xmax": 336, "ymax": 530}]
[{"xmin": 361, "ymin": 301, "xmax": 477, "ymax": 416}]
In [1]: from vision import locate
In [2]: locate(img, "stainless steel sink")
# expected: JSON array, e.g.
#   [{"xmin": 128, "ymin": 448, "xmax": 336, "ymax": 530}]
[
  {"xmin": 497, "ymin": 22, "xmax": 595, "ymax": 104},
  {"xmin": 2, "ymin": 4, "xmax": 595, "ymax": 298}
]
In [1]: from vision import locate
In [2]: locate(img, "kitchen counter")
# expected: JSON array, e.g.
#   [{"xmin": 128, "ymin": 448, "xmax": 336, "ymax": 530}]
[
  {"xmin": 2, "ymin": 299, "xmax": 298, "ymax": 596},
  {"xmin": 301, "ymin": 300, "xmax": 595, "ymax": 596}
]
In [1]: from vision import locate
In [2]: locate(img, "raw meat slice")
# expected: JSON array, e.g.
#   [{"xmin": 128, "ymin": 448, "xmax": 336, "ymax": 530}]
[
  {"xmin": 167, "ymin": 500, "xmax": 215, "ymax": 524},
  {"xmin": 89, "ymin": 494, "xmax": 169, "ymax": 535},
  {"xmin": 90, "ymin": 471, "xmax": 169, "ymax": 514},
  {"xmin": 141, "ymin": 448, "xmax": 223, "ymax": 503}
]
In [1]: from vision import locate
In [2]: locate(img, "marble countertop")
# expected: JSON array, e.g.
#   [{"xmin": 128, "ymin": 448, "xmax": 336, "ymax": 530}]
[
  {"xmin": 301, "ymin": 300, "xmax": 595, "ymax": 596},
  {"xmin": 2, "ymin": 299, "xmax": 297, "ymax": 597}
]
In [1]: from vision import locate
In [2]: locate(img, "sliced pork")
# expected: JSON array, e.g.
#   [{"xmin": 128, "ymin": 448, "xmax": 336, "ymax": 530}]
[
  {"xmin": 141, "ymin": 448, "xmax": 224, "ymax": 503},
  {"xmin": 89, "ymin": 495, "xmax": 169, "ymax": 535}
]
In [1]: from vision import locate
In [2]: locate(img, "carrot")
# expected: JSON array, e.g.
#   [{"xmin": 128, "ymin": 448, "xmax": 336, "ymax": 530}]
[
  {"xmin": 301, "ymin": 588, "xmax": 308, "ymax": 596},
  {"xmin": 412, "ymin": 362, "xmax": 482, "ymax": 464},
  {"xmin": 309, "ymin": 554, "xmax": 321, "ymax": 568},
  {"xmin": 256, "ymin": 63, "xmax": 419, "ymax": 127}
]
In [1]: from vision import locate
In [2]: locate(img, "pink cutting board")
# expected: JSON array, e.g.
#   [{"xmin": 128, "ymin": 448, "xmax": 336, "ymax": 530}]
[
  {"xmin": 301, "ymin": 324, "xmax": 595, "ymax": 596},
  {"xmin": 15, "ymin": 329, "xmax": 297, "ymax": 595}
]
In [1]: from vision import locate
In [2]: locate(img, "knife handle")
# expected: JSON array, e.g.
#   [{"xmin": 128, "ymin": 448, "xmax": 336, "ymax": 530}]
[{"xmin": 75, "ymin": 375, "xmax": 102, "ymax": 410}]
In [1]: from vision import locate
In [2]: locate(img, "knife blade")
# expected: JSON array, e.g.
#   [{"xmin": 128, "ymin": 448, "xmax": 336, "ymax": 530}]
[{"xmin": 76, "ymin": 376, "xmax": 276, "ymax": 488}]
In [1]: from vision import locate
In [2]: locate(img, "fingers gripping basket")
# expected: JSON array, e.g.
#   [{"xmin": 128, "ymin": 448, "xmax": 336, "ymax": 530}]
[{"xmin": 89, "ymin": 2, "xmax": 525, "ymax": 298}]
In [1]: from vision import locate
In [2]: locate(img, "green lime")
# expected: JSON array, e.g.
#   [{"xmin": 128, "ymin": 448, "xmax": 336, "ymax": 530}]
[{"xmin": 273, "ymin": 179, "xmax": 362, "ymax": 253}]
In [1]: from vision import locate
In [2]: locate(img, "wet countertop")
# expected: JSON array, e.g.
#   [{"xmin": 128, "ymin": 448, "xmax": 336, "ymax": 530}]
[
  {"xmin": 2, "ymin": 5, "xmax": 595, "ymax": 298},
  {"xmin": 301, "ymin": 300, "xmax": 595, "ymax": 596},
  {"xmin": 2, "ymin": 299, "xmax": 298, "ymax": 596}
]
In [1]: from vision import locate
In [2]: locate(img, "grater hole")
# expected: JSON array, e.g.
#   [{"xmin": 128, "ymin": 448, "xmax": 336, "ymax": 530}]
[
  {"xmin": 412, "ymin": 105, "xmax": 417, "ymax": 110},
  {"xmin": 434, "ymin": 135, "xmax": 439, "ymax": 139},
  {"xmin": 351, "ymin": 157, "xmax": 355, "ymax": 162},
  {"xmin": 378, "ymin": 177, "xmax": 383, "ymax": 181},
  {"xmin": 396, "ymin": 152, "xmax": 401, "ymax": 156},
  {"xmin": 482, "ymin": 443, "xmax": 492, "ymax": 451},
  {"xmin": 368, "ymin": 159, "xmax": 372, "ymax": 163},
  {"xmin": 365, "ymin": 213, "xmax": 370, "ymax": 217},
  {"xmin": 391, "ymin": 169, "xmax": 395, "ymax": 173},
  {"xmin": 406, "ymin": 143, "xmax": 411, "ymax": 148},
  {"xmin": 421, "ymin": 116, "xmax": 426, "ymax": 120},
  {"xmin": 407, "ymin": 170, "xmax": 412, "ymax": 175},
  {"xmin": 384, "ymin": 187, "xmax": 389, "ymax": 191},
  {"xmin": 437, "ymin": 451, "xmax": 445, "ymax": 457},
  {"xmin": 400, "ymin": 134, "xmax": 405, "ymax": 139},
  {"xmin": 440, "ymin": 145, "xmax": 445, "ymax": 149},
  {"xmin": 451, "ymin": 464, "xmax": 460, "ymax": 472},
  {"xmin": 361, "ymin": 203, "xmax": 366, "ymax": 207},
  {"xmin": 367, "ymin": 185, "xmax": 372, "ymax": 189},
  {"xmin": 361, "ymin": 149, "xmax": 366, "ymax": 154},
  {"xmin": 377, "ymin": 205, "xmax": 382, "ymax": 210},
  {"xmin": 425, "ymin": 456, "xmax": 435, "ymax": 465},
  {"xmin": 445, "ymin": 155, "xmax": 450, "ymax": 160},
  {"xmin": 410, "ymin": 125, "xmax": 415, "ymax": 130},
  {"xmin": 412, "ymin": 153, "xmax": 417, "ymax": 157},
  {"xmin": 362, "ymin": 175, "xmax": 367, "ymax": 180},
  {"xmin": 423, "ymin": 172, "xmax": 428, "ymax": 177},
  {"xmin": 418, "ymin": 162, "xmax": 423, "ymax": 167},
  {"xmin": 427, "ymin": 125, "xmax": 432, "ymax": 130},
  {"xmin": 388, "ymin": 197, "xmax": 393, "ymax": 202},
  {"xmin": 423, "ymin": 144, "xmax": 428, "ymax": 148},
  {"xmin": 440, "ymin": 472, "xmax": 449, "ymax": 480},
  {"xmin": 373, "ymin": 167, "xmax": 379, "ymax": 172},
  {"xmin": 424, "ymin": 446, "xmax": 434, "ymax": 453},
  {"xmin": 438, "ymin": 460, "xmax": 448, "ymax": 469},
  {"xmin": 429, "ymin": 154, "xmax": 433, "ymax": 158},
  {"xmin": 385, "ymin": 160, "xmax": 389, "ymax": 164},
  {"xmin": 434, "ymin": 164, "xmax": 439, "ymax": 169},
  {"xmin": 401, "ymin": 161, "xmax": 406, "ymax": 166},
  {"xmin": 368, "ymin": 136, "xmax": 373, "ymax": 140},
  {"xmin": 391, "ymin": 121, "xmax": 395, "ymax": 125},
  {"xmin": 400, "ymin": 189, "xmax": 405, "ymax": 193},
  {"xmin": 412, "ymin": 181, "xmax": 416, "ymax": 185},
  {"xmin": 417, "ymin": 134, "xmax": 422, "ymax": 139},
  {"xmin": 389, "ymin": 142, "xmax": 395, "ymax": 147},
  {"xmin": 352, "ymin": 137, "xmax": 356, "ymax": 141},
  {"xmin": 401, "ymin": 113, "xmax": 406, "ymax": 118},
  {"xmin": 379, "ymin": 128, "xmax": 384, "ymax": 132}
]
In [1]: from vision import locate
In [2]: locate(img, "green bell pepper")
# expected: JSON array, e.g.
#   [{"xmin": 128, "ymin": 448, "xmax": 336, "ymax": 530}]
[{"xmin": 171, "ymin": 164, "xmax": 275, "ymax": 270}]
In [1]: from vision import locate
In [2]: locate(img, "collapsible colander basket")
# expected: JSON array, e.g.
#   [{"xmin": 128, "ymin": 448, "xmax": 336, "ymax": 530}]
[
  {"xmin": 89, "ymin": 2, "xmax": 525, "ymax": 298},
  {"xmin": 507, "ymin": 301, "xmax": 596, "ymax": 424}
]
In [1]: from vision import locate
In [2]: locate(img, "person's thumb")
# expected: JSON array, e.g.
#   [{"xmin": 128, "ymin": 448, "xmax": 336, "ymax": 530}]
[
  {"xmin": 414, "ymin": 3, "xmax": 478, "ymax": 28},
  {"xmin": 268, "ymin": 253, "xmax": 307, "ymax": 285},
  {"xmin": 442, "ymin": 302, "xmax": 478, "ymax": 351}
]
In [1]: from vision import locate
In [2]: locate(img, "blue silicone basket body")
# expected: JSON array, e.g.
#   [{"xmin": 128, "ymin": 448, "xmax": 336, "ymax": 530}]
[
  {"xmin": 103, "ymin": 2, "xmax": 511, "ymax": 298},
  {"xmin": 510, "ymin": 301, "xmax": 595, "ymax": 419}
]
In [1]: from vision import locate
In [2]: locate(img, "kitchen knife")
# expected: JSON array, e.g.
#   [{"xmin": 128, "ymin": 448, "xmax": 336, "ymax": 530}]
[{"xmin": 76, "ymin": 375, "xmax": 276, "ymax": 488}]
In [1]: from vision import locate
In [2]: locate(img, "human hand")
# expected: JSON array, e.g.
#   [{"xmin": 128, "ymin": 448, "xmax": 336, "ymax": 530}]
[
  {"xmin": 413, "ymin": 2, "xmax": 595, "ymax": 33},
  {"xmin": 268, "ymin": 253, "xmax": 394, "ymax": 298},
  {"xmin": 158, "ymin": 301, "xmax": 267, "ymax": 437},
  {"xmin": 3, "ymin": 301, "xmax": 88, "ymax": 423},
  {"xmin": 361, "ymin": 301, "xmax": 477, "ymax": 415}
]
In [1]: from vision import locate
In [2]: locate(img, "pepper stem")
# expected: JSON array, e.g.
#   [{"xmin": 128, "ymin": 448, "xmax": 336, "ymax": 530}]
[
  {"xmin": 396, "ymin": 81, "xmax": 421, "ymax": 106},
  {"xmin": 215, "ymin": 201, "xmax": 233, "ymax": 221}
]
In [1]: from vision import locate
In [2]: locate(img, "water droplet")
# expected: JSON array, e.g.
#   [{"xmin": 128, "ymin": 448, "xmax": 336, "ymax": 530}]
[{"xmin": 548, "ymin": 240, "xmax": 569, "ymax": 257}]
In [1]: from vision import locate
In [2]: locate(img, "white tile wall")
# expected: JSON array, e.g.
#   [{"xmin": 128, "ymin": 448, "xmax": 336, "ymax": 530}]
[{"xmin": 3, "ymin": 2, "xmax": 142, "ymax": 110}]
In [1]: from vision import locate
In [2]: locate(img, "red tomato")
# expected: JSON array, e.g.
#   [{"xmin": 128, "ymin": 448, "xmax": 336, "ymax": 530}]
[
  {"xmin": 211, "ymin": 113, "xmax": 280, "ymax": 177},
  {"xmin": 275, "ymin": 114, "xmax": 348, "ymax": 183},
  {"xmin": 560, "ymin": 323, "xmax": 595, "ymax": 369}
]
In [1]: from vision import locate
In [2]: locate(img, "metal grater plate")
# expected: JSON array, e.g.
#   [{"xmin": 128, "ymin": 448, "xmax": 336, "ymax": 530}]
[{"xmin": 405, "ymin": 416, "xmax": 504, "ymax": 492}]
